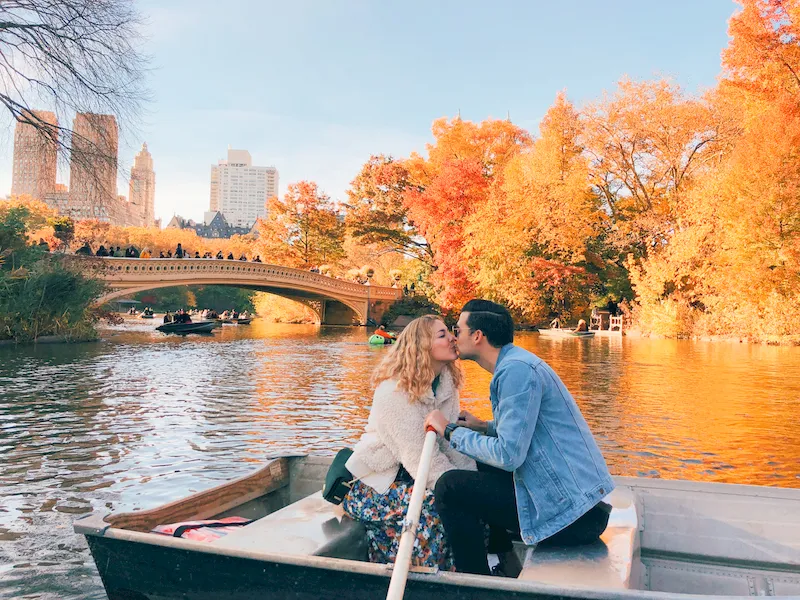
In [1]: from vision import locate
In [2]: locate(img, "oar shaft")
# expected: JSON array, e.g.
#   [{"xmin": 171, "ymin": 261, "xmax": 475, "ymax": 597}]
[{"xmin": 385, "ymin": 429, "xmax": 438, "ymax": 600}]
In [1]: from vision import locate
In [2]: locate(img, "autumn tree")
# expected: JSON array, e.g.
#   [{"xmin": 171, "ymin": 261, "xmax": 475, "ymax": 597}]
[
  {"xmin": 722, "ymin": 0, "xmax": 800, "ymax": 102},
  {"xmin": 582, "ymin": 79, "xmax": 726, "ymax": 259},
  {"xmin": 465, "ymin": 94, "xmax": 603, "ymax": 320},
  {"xmin": 255, "ymin": 181, "xmax": 344, "ymax": 268},
  {"xmin": 402, "ymin": 118, "xmax": 531, "ymax": 308},
  {"xmin": 344, "ymin": 155, "xmax": 432, "ymax": 265}
]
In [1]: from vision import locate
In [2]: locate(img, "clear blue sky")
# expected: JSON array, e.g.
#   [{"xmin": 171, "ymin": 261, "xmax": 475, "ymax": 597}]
[{"xmin": 0, "ymin": 0, "xmax": 738, "ymax": 224}]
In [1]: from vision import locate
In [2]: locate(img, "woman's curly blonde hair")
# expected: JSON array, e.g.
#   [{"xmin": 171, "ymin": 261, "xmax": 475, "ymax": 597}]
[{"xmin": 372, "ymin": 314, "xmax": 463, "ymax": 402}]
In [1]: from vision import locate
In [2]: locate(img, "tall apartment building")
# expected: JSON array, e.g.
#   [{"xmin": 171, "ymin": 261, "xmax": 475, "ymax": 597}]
[
  {"xmin": 11, "ymin": 110, "xmax": 58, "ymax": 200},
  {"xmin": 209, "ymin": 148, "xmax": 278, "ymax": 228},
  {"xmin": 68, "ymin": 113, "xmax": 118, "ymax": 220},
  {"xmin": 129, "ymin": 142, "xmax": 156, "ymax": 227}
]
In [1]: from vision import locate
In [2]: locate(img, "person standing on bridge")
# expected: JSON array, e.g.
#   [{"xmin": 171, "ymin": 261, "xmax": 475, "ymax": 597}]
[{"xmin": 175, "ymin": 243, "xmax": 185, "ymax": 258}]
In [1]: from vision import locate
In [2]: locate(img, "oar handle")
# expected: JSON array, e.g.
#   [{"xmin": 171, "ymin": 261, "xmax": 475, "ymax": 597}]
[{"xmin": 385, "ymin": 428, "xmax": 439, "ymax": 600}]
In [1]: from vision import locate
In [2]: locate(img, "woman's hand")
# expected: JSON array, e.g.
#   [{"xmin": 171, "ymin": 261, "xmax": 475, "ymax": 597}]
[
  {"xmin": 424, "ymin": 410, "xmax": 448, "ymax": 436},
  {"xmin": 458, "ymin": 410, "xmax": 488, "ymax": 433}
]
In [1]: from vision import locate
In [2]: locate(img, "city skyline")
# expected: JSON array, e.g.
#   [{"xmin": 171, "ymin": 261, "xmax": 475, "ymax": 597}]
[{"xmin": 0, "ymin": 1, "xmax": 737, "ymax": 225}]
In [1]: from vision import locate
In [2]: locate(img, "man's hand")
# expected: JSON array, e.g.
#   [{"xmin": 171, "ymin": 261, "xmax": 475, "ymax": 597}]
[
  {"xmin": 458, "ymin": 410, "xmax": 488, "ymax": 433},
  {"xmin": 424, "ymin": 410, "xmax": 449, "ymax": 436}
]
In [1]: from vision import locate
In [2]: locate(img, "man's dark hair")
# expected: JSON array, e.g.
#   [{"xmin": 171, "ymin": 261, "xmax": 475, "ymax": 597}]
[{"xmin": 461, "ymin": 299, "xmax": 514, "ymax": 348}]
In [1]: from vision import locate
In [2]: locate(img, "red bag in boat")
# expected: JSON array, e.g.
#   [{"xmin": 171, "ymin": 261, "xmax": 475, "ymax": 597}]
[{"xmin": 151, "ymin": 516, "xmax": 252, "ymax": 542}]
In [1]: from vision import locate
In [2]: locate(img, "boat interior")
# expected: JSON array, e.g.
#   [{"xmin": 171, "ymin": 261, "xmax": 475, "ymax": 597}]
[{"xmin": 86, "ymin": 456, "xmax": 800, "ymax": 597}]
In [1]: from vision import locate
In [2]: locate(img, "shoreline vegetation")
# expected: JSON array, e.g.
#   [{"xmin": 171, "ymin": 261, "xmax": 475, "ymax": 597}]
[{"xmin": 0, "ymin": 202, "xmax": 106, "ymax": 344}]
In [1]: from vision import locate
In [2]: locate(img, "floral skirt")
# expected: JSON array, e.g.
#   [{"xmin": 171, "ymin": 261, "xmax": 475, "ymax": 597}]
[{"xmin": 342, "ymin": 471, "xmax": 454, "ymax": 571}]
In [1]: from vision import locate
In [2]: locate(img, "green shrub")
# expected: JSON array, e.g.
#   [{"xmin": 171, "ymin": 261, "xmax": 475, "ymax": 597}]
[
  {"xmin": 0, "ymin": 257, "xmax": 105, "ymax": 342},
  {"xmin": 381, "ymin": 295, "xmax": 443, "ymax": 326}
]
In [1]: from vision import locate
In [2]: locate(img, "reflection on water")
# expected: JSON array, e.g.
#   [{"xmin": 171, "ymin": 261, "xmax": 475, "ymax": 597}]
[{"xmin": 0, "ymin": 320, "xmax": 799, "ymax": 598}]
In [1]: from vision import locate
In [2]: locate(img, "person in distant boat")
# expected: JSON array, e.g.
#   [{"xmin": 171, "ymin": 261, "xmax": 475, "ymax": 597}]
[
  {"xmin": 163, "ymin": 311, "xmax": 173, "ymax": 323},
  {"xmin": 424, "ymin": 300, "xmax": 614, "ymax": 577},
  {"xmin": 549, "ymin": 316, "xmax": 562, "ymax": 329},
  {"xmin": 574, "ymin": 319, "xmax": 588, "ymax": 332},
  {"xmin": 343, "ymin": 315, "xmax": 475, "ymax": 571},
  {"xmin": 373, "ymin": 325, "xmax": 396, "ymax": 342}
]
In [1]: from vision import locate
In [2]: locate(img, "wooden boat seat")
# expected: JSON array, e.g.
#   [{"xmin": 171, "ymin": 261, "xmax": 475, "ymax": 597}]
[
  {"xmin": 518, "ymin": 486, "xmax": 641, "ymax": 590},
  {"xmin": 210, "ymin": 491, "xmax": 368, "ymax": 560}
]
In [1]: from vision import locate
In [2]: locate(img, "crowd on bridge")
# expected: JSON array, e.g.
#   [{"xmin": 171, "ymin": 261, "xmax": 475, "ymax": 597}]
[
  {"xmin": 74, "ymin": 241, "xmax": 402, "ymax": 287},
  {"xmin": 74, "ymin": 242, "xmax": 263, "ymax": 263}
]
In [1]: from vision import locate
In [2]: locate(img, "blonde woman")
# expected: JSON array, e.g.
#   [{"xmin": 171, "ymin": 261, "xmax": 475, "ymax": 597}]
[{"xmin": 343, "ymin": 315, "xmax": 476, "ymax": 570}]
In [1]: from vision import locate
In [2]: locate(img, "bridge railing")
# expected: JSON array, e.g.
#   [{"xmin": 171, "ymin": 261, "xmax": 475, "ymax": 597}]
[{"xmin": 79, "ymin": 257, "xmax": 401, "ymax": 300}]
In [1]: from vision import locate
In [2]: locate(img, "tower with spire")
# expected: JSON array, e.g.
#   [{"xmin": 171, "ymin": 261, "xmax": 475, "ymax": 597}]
[{"xmin": 129, "ymin": 142, "xmax": 156, "ymax": 227}]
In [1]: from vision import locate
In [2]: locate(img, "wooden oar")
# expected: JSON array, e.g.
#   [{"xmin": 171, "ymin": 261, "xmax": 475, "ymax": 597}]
[{"xmin": 385, "ymin": 427, "xmax": 438, "ymax": 600}]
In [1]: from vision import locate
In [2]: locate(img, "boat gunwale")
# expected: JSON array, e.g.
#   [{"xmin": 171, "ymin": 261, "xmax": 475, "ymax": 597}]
[
  {"xmin": 615, "ymin": 475, "xmax": 800, "ymax": 500},
  {"xmin": 90, "ymin": 526, "xmax": 739, "ymax": 600},
  {"xmin": 93, "ymin": 457, "xmax": 290, "ymax": 532}
]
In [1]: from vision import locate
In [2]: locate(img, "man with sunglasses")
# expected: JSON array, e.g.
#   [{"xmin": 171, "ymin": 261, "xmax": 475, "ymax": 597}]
[{"xmin": 424, "ymin": 299, "xmax": 614, "ymax": 576}]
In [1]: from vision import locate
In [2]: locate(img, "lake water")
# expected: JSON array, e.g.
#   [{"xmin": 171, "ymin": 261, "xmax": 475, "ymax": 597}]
[{"xmin": 1, "ymin": 320, "xmax": 798, "ymax": 599}]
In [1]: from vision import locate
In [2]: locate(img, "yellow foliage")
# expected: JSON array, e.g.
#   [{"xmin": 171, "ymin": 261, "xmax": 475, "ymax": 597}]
[{"xmin": 252, "ymin": 293, "xmax": 317, "ymax": 323}]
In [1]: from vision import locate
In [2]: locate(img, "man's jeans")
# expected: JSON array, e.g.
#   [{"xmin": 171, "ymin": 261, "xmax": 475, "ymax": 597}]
[{"xmin": 435, "ymin": 464, "xmax": 611, "ymax": 575}]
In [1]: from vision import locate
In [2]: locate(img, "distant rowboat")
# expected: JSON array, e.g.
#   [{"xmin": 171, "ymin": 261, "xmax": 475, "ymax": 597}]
[
  {"xmin": 155, "ymin": 321, "xmax": 216, "ymax": 334},
  {"xmin": 537, "ymin": 328, "xmax": 595, "ymax": 338}
]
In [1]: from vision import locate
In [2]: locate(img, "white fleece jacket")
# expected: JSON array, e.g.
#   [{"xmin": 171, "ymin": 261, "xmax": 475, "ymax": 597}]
[{"xmin": 346, "ymin": 368, "xmax": 476, "ymax": 493}]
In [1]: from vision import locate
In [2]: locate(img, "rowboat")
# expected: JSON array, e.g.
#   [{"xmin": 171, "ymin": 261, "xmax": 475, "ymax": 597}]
[
  {"xmin": 537, "ymin": 328, "xmax": 596, "ymax": 338},
  {"xmin": 155, "ymin": 321, "xmax": 216, "ymax": 334},
  {"xmin": 73, "ymin": 455, "xmax": 800, "ymax": 599},
  {"xmin": 140, "ymin": 314, "xmax": 154, "ymax": 319},
  {"xmin": 234, "ymin": 318, "xmax": 252, "ymax": 325}
]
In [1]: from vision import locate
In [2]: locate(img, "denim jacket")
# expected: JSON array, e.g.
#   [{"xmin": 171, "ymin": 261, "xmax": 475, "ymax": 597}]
[{"xmin": 449, "ymin": 344, "xmax": 614, "ymax": 544}]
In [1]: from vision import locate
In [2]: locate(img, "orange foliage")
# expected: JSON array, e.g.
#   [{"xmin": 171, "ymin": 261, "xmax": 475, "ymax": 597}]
[
  {"xmin": 464, "ymin": 94, "xmax": 601, "ymax": 319},
  {"xmin": 70, "ymin": 221, "xmax": 257, "ymax": 258},
  {"xmin": 254, "ymin": 181, "xmax": 344, "ymax": 269},
  {"xmin": 402, "ymin": 118, "xmax": 531, "ymax": 309}
]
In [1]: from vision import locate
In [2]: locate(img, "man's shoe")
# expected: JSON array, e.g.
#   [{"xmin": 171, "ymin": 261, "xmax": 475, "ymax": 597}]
[
  {"xmin": 497, "ymin": 550, "xmax": 523, "ymax": 578},
  {"xmin": 490, "ymin": 564, "xmax": 509, "ymax": 577}
]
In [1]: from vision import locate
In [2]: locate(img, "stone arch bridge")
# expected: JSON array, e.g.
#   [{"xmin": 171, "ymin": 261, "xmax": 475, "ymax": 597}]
[{"xmin": 88, "ymin": 257, "xmax": 402, "ymax": 325}]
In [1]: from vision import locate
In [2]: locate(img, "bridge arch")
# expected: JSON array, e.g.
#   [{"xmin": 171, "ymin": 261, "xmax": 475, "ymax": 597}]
[{"xmin": 86, "ymin": 257, "xmax": 401, "ymax": 326}]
